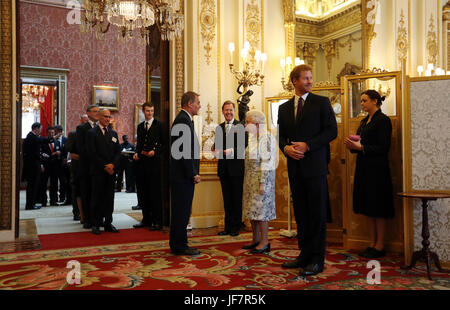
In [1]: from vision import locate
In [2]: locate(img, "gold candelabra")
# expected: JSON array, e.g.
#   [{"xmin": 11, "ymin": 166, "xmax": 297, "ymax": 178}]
[
  {"xmin": 280, "ymin": 56, "xmax": 305, "ymax": 93},
  {"xmin": 228, "ymin": 41, "xmax": 267, "ymax": 94}
]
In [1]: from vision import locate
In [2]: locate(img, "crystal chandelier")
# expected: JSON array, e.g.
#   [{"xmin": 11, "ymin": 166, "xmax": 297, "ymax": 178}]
[
  {"xmin": 81, "ymin": 0, "xmax": 184, "ymax": 44},
  {"xmin": 22, "ymin": 85, "xmax": 49, "ymax": 113}
]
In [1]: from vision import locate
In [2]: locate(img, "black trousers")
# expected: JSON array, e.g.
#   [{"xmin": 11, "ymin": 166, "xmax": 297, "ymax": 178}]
[
  {"xmin": 169, "ymin": 181, "xmax": 195, "ymax": 252},
  {"xmin": 136, "ymin": 159, "xmax": 162, "ymax": 226},
  {"xmin": 79, "ymin": 170, "xmax": 92, "ymax": 225},
  {"xmin": 90, "ymin": 172, "xmax": 115, "ymax": 227},
  {"xmin": 69, "ymin": 162, "xmax": 80, "ymax": 217},
  {"xmin": 289, "ymin": 172, "xmax": 328, "ymax": 266},
  {"xmin": 39, "ymin": 164, "xmax": 58, "ymax": 205},
  {"xmin": 25, "ymin": 163, "xmax": 41, "ymax": 209},
  {"xmin": 219, "ymin": 173, "xmax": 244, "ymax": 233},
  {"xmin": 124, "ymin": 161, "xmax": 136, "ymax": 192}
]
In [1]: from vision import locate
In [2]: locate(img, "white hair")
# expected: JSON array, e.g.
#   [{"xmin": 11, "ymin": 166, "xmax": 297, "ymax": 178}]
[{"xmin": 246, "ymin": 110, "xmax": 266, "ymax": 125}]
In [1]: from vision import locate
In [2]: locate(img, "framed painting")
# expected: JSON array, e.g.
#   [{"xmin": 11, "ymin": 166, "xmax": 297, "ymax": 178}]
[
  {"xmin": 134, "ymin": 103, "xmax": 144, "ymax": 138},
  {"xmin": 93, "ymin": 85, "xmax": 119, "ymax": 111}
]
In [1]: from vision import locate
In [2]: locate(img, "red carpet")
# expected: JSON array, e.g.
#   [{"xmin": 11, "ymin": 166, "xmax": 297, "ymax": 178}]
[
  {"xmin": 0, "ymin": 233, "xmax": 449, "ymax": 290},
  {"xmin": 38, "ymin": 228, "xmax": 169, "ymax": 251}
]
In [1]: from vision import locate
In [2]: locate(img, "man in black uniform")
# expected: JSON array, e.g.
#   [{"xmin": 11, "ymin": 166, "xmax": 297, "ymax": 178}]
[
  {"xmin": 133, "ymin": 102, "xmax": 164, "ymax": 231},
  {"xmin": 39, "ymin": 126, "xmax": 59, "ymax": 207}
]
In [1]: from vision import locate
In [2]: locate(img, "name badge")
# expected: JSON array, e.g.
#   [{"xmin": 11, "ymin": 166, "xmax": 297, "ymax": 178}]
[{"xmin": 112, "ymin": 137, "xmax": 117, "ymax": 143}]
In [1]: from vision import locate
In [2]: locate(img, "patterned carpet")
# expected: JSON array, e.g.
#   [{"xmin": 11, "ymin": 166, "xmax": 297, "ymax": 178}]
[{"xmin": 0, "ymin": 232, "xmax": 448, "ymax": 290}]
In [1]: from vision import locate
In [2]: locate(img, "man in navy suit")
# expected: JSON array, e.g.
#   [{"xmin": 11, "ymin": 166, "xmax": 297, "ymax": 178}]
[
  {"xmin": 169, "ymin": 91, "xmax": 201, "ymax": 256},
  {"xmin": 76, "ymin": 105, "xmax": 100, "ymax": 229},
  {"xmin": 133, "ymin": 102, "xmax": 165, "ymax": 231},
  {"xmin": 54, "ymin": 125, "xmax": 70, "ymax": 205},
  {"xmin": 277, "ymin": 64, "xmax": 337, "ymax": 276},
  {"xmin": 38, "ymin": 126, "xmax": 59, "ymax": 206},
  {"xmin": 86, "ymin": 109, "xmax": 121, "ymax": 235},
  {"xmin": 214, "ymin": 101, "xmax": 247, "ymax": 237}
]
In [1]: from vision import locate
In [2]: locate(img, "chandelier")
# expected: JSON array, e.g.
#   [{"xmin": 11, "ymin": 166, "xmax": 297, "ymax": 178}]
[
  {"xmin": 81, "ymin": 0, "xmax": 184, "ymax": 44},
  {"xmin": 22, "ymin": 85, "xmax": 49, "ymax": 113}
]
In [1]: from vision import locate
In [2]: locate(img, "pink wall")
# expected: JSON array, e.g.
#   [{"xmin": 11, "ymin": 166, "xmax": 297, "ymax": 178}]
[{"xmin": 20, "ymin": 2, "xmax": 146, "ymax": 143}]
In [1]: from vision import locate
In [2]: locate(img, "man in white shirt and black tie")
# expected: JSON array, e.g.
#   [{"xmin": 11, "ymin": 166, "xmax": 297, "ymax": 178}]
[
  {"xmin": 214, "ymin": 101, "xmax": 247, "ymax": 237},
  {"xmin": 133, "ymin": 102, "xmax": 165, "ymax": 231}
]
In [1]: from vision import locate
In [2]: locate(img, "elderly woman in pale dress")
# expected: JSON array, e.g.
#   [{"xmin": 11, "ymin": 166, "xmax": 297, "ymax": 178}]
[{"xmin": 242, "ymin": 110, "xmax": 277, "ymax": 254}]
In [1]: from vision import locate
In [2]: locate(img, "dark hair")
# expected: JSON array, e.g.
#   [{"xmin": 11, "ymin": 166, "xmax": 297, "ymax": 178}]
[
  {"xmin": 54, "ymin": 125, "xmax": 63, "ymax": 132},
  {"xmin": 290, "ymin": 64, "xmax": 313, "ymax": 84},
  {"xmin": 361, "ymin": 90, "xmax": 386, "ymax": 107},
  {"xmin": 181, "ymin": 91, "xmax": 200, "ymax": 108},
  {"xmin": 86, "ymin": 105, "xmax": 99, "ymax": 112},
  {"xmin": 31, "ymin": 122, "xmax": 42, "ymax": 130},
  {"xmin": 222, "ymin": 100, "xmax": 235, "ymax": 110},
  {"xmin": 142, "ymin": 102, "xmax": 154, "ymax": 111},
  {"xmin": 46, "ymin": 126, "xmax": 55, "ymax": 133}
]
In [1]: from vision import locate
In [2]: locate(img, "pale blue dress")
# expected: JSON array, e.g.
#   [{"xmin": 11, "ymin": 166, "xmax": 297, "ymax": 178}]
[{"xmin": 242, "ymin": 133, "xmax": 276, "ymax": 221}]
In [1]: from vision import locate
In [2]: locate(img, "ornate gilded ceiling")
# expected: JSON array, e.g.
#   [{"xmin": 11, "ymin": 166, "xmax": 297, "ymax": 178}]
[{"xmin": 295, "ymin": 0, "xmax": 360, "ymax": 20}]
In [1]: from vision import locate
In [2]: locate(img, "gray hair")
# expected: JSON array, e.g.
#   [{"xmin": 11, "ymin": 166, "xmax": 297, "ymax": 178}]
[{"xmin": 246, "ymin": 110, "xmax": 266, "ymax": 125}]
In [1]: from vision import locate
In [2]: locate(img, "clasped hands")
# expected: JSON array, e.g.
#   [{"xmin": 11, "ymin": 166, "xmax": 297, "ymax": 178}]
[
  {"xmin": 194, "ymin": 175, "xmax": 201, "ymax": 184},
  {"xmin": 133, "ymin": 151, "xmax": 155, "ymax": 161},
  {"xmin": 343, "ymin": 138, "xmax": 363, "ymax": 151},
  {"xmin": 285, "ymin": 142, "xmax": 309, "ymax": 160},
  {"xmin": 104, "ymin": 163, "xmax": 115, "ymax": 176}
]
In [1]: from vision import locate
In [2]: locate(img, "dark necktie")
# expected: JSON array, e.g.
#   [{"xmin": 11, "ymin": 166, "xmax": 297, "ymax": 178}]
[
  {"xmin": 102, "ymin": 127, "xmax": 107, "ymax": 136},
  {"xmin": 145, "ymin": 122, "xmax": 149, "ymax": 131},
  {"xmin": 296, "ymin": 97, "xmax": 304, "ymax": 123}
]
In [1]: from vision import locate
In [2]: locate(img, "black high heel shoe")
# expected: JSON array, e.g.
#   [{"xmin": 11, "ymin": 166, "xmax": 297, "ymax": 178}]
[
  {"xmin": 242, "ymin": 241, "xmax": 260, "ymax": 250},
  {"xmin": 250, "ymin": 243, "xmax": 270, "ymax": 254}
]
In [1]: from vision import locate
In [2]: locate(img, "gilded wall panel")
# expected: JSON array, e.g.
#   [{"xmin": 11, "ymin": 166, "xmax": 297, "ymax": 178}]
[{"xmin": 0, "ymin": 0, "xmax": 13, "ymax": 230}]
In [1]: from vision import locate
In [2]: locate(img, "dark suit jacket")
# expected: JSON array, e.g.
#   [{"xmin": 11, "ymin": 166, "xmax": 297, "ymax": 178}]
[
  {"xmin": 136, "ymin": 119, "xmax": 164, "ymax": 160},
  {"xmin": 214, "ymin": 120, "xmax": 247, "ymax": 177},
  {"xmin": 22, "ymin": 132, "xmax": 52, "ymax": 179},
  {"xmin": 170, "ymin": 110, "xmax": 200, "ymax": 183},
  {"xmin": 86, "ymin": 126, "xmax": 121, "ymax": 176},
  {"xmin": 278, "ymin": 93, "xmax": 338, "ymax": 178},
  {"xmin": 40, "ymin": 141, "xmax": 60, "ymax": 169},
  {"xmin": 76, "ymin": 121, "xmax": 95, "ymax": 177}
]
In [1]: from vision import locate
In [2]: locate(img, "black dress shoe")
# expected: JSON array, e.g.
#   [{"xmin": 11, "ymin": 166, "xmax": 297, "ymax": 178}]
[
  {"xmin": 358, "ymin": 247, "xmax": 375, "ymax": 258},
  {"xmin": 171, "ymin": 247, "xmax": 201, "ymax": 256},
  {"xmin": 300, "ymin": 263, "xmax": 323, "ymax": 276},
  {"xmin": 50, "ymin": 201, "xmax": 57, "ymax": 206},
  {"xmin": 131, "ymin": 205, "xmax": 142, "ymax": 210},
  {"xmin": 91, "ymin": 226, "xmax": 101, "ymax": 235},
  {"xmin": 250, "ymin": 243, "xmax": 270, "ymax": 254},
  {"xmin": 365, "ymin": 248, "xmax": 386, "ymax": 259},
  {"xmin": 230, "ymin": 231, "xmax": 239, "ymax": 237},
  {"xmin": 242, "ymin": 241, "xmax": 259, "ymax": 250},
  {"xmin": 149, "ymin": 224, "xmax": 162, "ymax": 231},
  {"xmin": 133, "ymin": 222, "xmax": 149, "ymax": 228},
  {"xmin": 73, "ymin": 215, "xmax": 81, "ymax": 221},
  {"xmin": 25, "ymin": 205, "xmax": 41, "ymax": 210},
  {"xmin": 83, "ymin": 223, "xmax": 92, "ymax": 229},
  {"xmin": 218, "ymin": 230, "xmax": 230, "ymax": 236},
  {"xmin": 104, "ymin": 225, "xmax": 119, "ymax": 233},
  {"xmin": 282, "ymin": 258, "xmax": 309, "ymax": 269}
]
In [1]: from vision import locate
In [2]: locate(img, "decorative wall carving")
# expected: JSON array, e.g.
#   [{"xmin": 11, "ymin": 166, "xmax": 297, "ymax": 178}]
[
  {"xmin": 283, "ymin": 0, "xmax": 295, "ymax": 24},
  {"xmin": 175, "ymin": 0, "xmax": 185, "ymax": 113},
  {"xmin": 0, "ymin": 0, "xmax": 13, "ymax": 230},
  {"xmin": 200, "ymin": 0, "xmax": 216, "ymax": 66},
  {"xmin": 302, "ymin": 42, "xmax": 320, "ymax": 65},
  {"xmin": 245, "ymin": 0, "xmax": 261, "ymax": 51},
  {"xmin": 426, "ymin": 14, "xmax": 438, "ymax": 67},
  {"xmin": 397, "ymin": 10, "xmax": 408, "ymax": 62}
]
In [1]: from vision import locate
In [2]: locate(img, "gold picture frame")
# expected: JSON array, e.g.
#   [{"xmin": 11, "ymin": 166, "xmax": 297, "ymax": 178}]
[
  {"xmin": 93, "ymin": 85, "xmax": 119, "ymax": 111},
  {"xmin": 134, "ymin": 103, "xmax": 144, "ymax": 139}
]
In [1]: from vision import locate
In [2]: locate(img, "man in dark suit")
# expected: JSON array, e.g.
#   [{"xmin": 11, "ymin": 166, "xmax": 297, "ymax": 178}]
[
  {"xmin": 38, "ymin": 126, "xmax": 59, "ymax": 206},
  {"xmin": 169, "ymin": 91, "xmax": 201, "ymax": 256},
  {"xmin": 54, "ymin": 125, "xmax": 70, "ymax": 205},
  {"xmin": 86, "ymin": 109, "xmax": 121, "ymax": 235},
  {"xmin": 22, "ymin": 122, "xmax": 52, "ymax": 210},
  {"xmin": 133, "ymin": 102, "xmax": 165, "ymax": 231},
  {"xmin": 214, "ymin": 101, "xmax": 246, "ymax": 237},
  {"xmin": 277, "ymin": 64, "xmax": 337, "ymax": 276},
  {"xmin": 76, "ymin": 105, "xmax": 100, "ymax": 229}
]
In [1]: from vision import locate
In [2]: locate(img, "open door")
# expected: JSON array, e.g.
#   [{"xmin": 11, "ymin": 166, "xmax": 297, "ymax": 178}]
[{"xmin": 342, "ymin": 71, "xmax": 404, "ymax": 253}]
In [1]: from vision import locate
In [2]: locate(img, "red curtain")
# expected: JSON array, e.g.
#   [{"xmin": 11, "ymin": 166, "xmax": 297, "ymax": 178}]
[{"xmin": 40, "ymin": 87, "xmax": 54, "ymax": 136}]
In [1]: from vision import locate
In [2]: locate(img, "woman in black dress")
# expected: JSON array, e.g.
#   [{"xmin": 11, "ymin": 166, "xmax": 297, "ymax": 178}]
[{"xmin": 344, "ymin": 90, "xmax": 394, "ymax": 259}]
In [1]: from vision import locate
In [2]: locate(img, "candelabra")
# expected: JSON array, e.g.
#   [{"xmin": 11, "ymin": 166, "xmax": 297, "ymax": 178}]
[
  {"xmin": 417, "ymin": 64, "xmax": 449, "ymax": 77},
  {"xmin": 280, "ymin": 56, "xmax": 304, "ymax": 92},
  {"xmin": 228, "ymin": 41, "xmax": 267, "ymax": 95}
]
